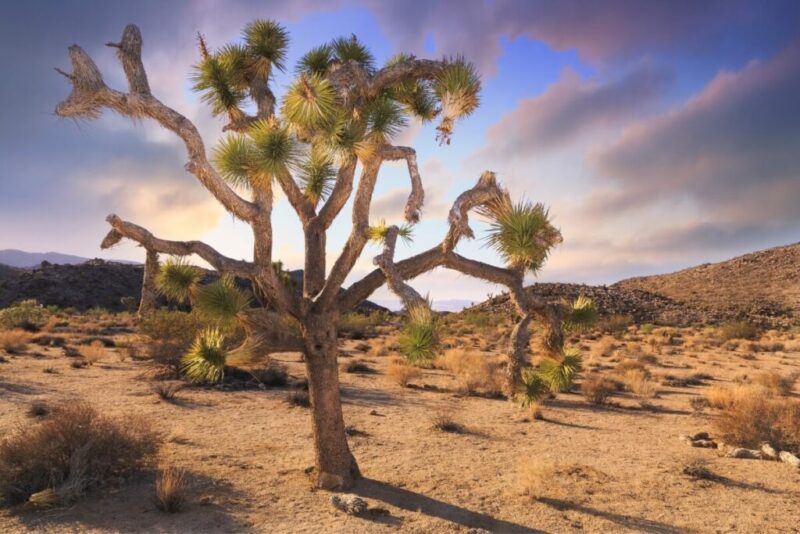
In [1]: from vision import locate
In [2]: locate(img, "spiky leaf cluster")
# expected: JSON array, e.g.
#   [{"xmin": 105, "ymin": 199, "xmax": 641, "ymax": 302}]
[
  {"xmin": 282, "ymin": 75, "xmax": 337, "ymax": 130},
  {"xmin": 483, "ymin": 197, "xmax": 562, "ymax": 273},
  {"xmin": 192, "ymin": 55, "xmax": 246, "ymax": 120},
  {"xmin": 155, "ymin": 257, "xmax": 203, "ymax": 304},
  {"xmin": 182, "ymin": 327, "xmax": 227, "ymax": 384},
  {"xmin": 248, "ymin": 118, "xmax": 298, "ymax": 177},
  {"xmin": 243, "ymin": 19, "xmax": 289, "ymax": 76},
  {"xmin": 331, "ymin": 35, "xmax": 375, "ymax": 71},
  {"xmin": 195, "ymin": 275, "xmax": 252, "ymax": 324},
  {"xmin": 539, "ymin": 348, "xmax": 583, "ymax": 393},
  {"xmin": 433, "ymin": 57, "xmax": 480, "ymax": 144},
  {"xmin": 213, "ymin": 134, "xmax": 257, "ymax": 189},
  {"xmin": 365, "ymin": 96, "xmax": 408, "ymax": 144},
  {"xmin": 297, "ymin": 149, "xmax": 336, "ymax": 205},
  {"xmin": 516, "ymin": 368, "xmax": 550, "ymax": 408},
  {"xmin": 368, "ymin": 219, "xmax": 414, "ymax": 245},
  {"xmin": 399, "ymin": 304, "xmax": 439, "ymax": 365},
  {"xmin": 564, "ymin": 296, "xmax": 598, "ymax": 333}
]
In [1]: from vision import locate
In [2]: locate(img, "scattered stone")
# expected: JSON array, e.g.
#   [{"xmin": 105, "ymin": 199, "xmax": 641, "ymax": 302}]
[
  {"xmin": 691, "ymin": 432, "xmax": 711, "ymax": 441},
  {"xmin": 726, "ymin": 448, "xmax": 762, "ymax": 460},
  {"xmin": 760, "ymin": 443, "xmax": 779, "ymax": 461},
  {"xmin": 778, "ymin": 451, "xmax": 800, "ymax": 468},
  {"xmin": 330, "ymin": 494, "xmax": 368, "ymax": 516},
  {"xmin": 691, "ymin": 439, "xmax": 717, "ymax": 449}
]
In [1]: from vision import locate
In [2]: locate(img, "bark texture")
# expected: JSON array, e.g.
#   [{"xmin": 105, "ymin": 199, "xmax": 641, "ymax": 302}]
[{"xmin": 137, "ymin": 249, "xmax": 159, "ymax": 318}]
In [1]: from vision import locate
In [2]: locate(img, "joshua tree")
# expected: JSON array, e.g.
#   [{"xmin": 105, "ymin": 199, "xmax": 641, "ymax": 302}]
[{"xmin": 56, "ymin": 21, "xmax": 565, "ymax": 490}]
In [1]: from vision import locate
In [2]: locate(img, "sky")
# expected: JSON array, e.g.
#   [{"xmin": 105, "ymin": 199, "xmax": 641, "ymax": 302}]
[{"xmin": 1, "ymin": 0, "xmax": 799, "ymax": 310}]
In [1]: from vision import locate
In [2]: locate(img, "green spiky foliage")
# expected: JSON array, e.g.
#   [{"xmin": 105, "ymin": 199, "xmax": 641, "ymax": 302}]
[
  {"xmin": 156, "ymin": 257, "xmax": 203, "ymax": 304},
  {"xmin": 249, "ymin": 118, "xmax": 298, "ymax": 177},
  {"xmin": 331, "ymin": 35, "xmax": 374, "ymax": 71},
  {"xmin": 195, "ymin": 275, "xmax": 252, "ymax": 324},
  {"xmin": 433, "ymin": 57, "xmax": 481, "ymax": 144},
  {"xmin": 398, "ymin": 304, "xmax": 439, "ymax": 365},
  {"xmin": 368, "ymin": 219, "xmax": 414, "ymax": 244},
  {"xmin": 298, "ymin": 149, "xmax": 336, "ymax": 205},
  {"xmin": 564, "ymin": 296, "xmax": 598, "ymax": 333},
  {"xmin": 539, "ymin": 348, "xmax": 583, "ymax": 393},
  {"xmin": 182, "ymin": 327, "xmax": 227, "ymax": 384},
  {"xmin": 272, "ymin": 261, "xmax": 297, "ymax": 289},
  {"xmin": 192, "ymin": 55, "xmax": 246, "ymax": 120},
  {"xmin": 515, "ymin": 368, "xmax": 550, "ymax": 408},
  {"xmin": 296, "ymin": 44, "xmax": 334, "ymax": 76},
  {"xmin": 212, "ymin": 134, "xmax": 257, "ymax": 189},
  {"xmin": 282, "ymin": 75, "xmax": 337, "ymax": 130},
  {"xmin": 365, "ymin": 96, "xmax": 408, "ymax": 144},
  {"xmin": 242, "ymin": 19, "xmax": 289, "ymax": 76},
  {"xmin": 483, "ymin": 196, "xmax": 562, "ymax": 273}
]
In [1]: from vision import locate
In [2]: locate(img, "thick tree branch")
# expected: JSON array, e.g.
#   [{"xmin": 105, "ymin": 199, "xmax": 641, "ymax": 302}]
[
  {"xmin": 102, "ymin": 214, "xmax": 255, "ymax": 278},
  {"xmin": 55, "ymin": 25, "xmax": 258, "ymax": 222},
  {"xmin": 373, "ymin": 226, "xmax": 427, "ymax": 310},
  {"xmin": 317, "ymin": 159, "xmax": 357, "ymax": 227},
  {"xmin": 276, "ymin": 169, "xmax": 316, "ymax": 223},
  {"xmin": 367, "ymin": 58, "xmax": 443, "ymax": 99},
  {"xmin": 443, "ymin": 171, "xmax": 506, "ymax": 252},
  {"xmin": 380, "ymin": 145, "xmax": 424, "ymax": 223}
]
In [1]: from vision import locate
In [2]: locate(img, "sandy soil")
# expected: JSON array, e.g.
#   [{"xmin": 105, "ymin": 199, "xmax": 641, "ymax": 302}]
[{"xmin": 1, "ymin": 315, "xmax": 799, "ymax": 533}]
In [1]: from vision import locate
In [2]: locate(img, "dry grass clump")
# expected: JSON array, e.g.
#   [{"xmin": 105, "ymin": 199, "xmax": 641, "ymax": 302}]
[
  {"xmin": 581, "ymin": 375, "xmax": 616, "ymax": 405},
  {"xmin": 250, "ymin": 362, "xmax": 289, "ymax": 387},
  {"xmin": 621, "ymin": 369, "xmax": 657, "ymax": 405},
  {"xmin": 285, "ymin": 388, "xmax": 310, "ymax": 408},
  {"xmin": 386, "ymin": 360, "xmax": 421, "ymax": 387},
  {"xmin": 340, "ymin": 358, "xmax": 374, "ymax": 374},
  {"xmin": 713, "ymin": 389, "xmax": 800, "ymax": 453},
  {"xmin": 719, "ymin": 320, "xmax": 759, "ymax": 341},
  {"xmin": 155, "ymin": 466, "xmax": 188, "ymax": 513},
  {"xmin": 152, "ymin": 382, "xmax": 185, "ymax": 401},
  {"xmin": 593, "ymin": 336, "xmax": 617, "ymax": 358},
  {"xmin": 439, "ymin": 349, "xmax": 503, "ymax": 396},
  {"xmin": 80, "ymin": 340, "xmax": 106, "ymax": 365},
  {"xmin": 519, "ymin": 460, "xmax": 607, "ymax": 501},
  {"xmin": 0, "ymin": 404, "xmax": 158, "ymax": 505},
  {"xmin": 431, "ymin": 414, "xmax": 466, "ymax": 434},
  {"xmin": 27, "ymin": 401, "xmax": 50, "ymax": 419},
  {"xmin": 0, "ymin": 329, "xmax": 33, "ymax": 354},
  {"xmin": 752, "ymin": 371, "xmax": 796, "ymax": 396}
]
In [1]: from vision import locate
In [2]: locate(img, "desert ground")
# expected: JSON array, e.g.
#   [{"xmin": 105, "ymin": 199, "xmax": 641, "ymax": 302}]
[{"xmin": 1, "ymin": 309, "xmax": 799, "ymax": 534}]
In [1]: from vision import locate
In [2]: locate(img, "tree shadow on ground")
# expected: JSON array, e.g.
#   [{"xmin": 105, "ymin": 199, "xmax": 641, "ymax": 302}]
[
  {"xmin": 538, "ymin": 498, "xmax": 685, "ymax": 533},
  {"xmin": 354, "ymin": 478, "xmax": 544, "ymax": 533},
  {"xmin": 340, "ymin": 385, "xmax": 430, "ymax": 408}
]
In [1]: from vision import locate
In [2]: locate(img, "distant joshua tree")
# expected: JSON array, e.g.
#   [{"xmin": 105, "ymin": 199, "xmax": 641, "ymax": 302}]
[{"xmin": 56, "ymin": 22, "xmax": 567, "ymax": 490}]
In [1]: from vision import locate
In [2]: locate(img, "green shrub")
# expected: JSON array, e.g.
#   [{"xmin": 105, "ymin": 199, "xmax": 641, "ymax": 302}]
[
  {"xmin": 0, "ymin": 300, "xmax": 47, "ymax": 331},
  {"xmin": 720, "ymin": 320, "xmax": 759, "ymax": 341},
  {"xmin": 182, "ymin": 327, "xmax": 227, "ymax": 384},
  {"xmin": 516, "ymin": 368, "xmax": 550, "ymax": 409},
  {"xmin": 140, "ymin": 311, "xmax": 207, "ymax": 376},
  {"xmin": 539, "ymin": 348, "xmax": 583, "ymax": 393},
  {"xmin": 120, "ymin": 296, "xmax": 138, "ymax": 313},
  {"xmin": 564, "ymin": 296, "xmax": 598, "ymax": 333},
  {"xmin": 398, "ymin": 306, "xmax": 439, "ymax": 365}
]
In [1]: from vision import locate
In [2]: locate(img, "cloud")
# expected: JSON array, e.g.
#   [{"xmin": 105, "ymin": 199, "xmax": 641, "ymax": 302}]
[
  {"xmin": 473, "ymin": 64, "xmax": 669, "ymax": 163},
  {"xmin": 589, "ymin": 40, "xmax": 800, "ymax": 225}
]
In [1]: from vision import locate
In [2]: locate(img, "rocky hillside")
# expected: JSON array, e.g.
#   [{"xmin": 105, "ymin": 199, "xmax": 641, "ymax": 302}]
[
  {"xmin": 0, "ymin": 260, "xmax": 386, "ymax": 313},
  {"xmin": 614, "ymin": 242, "xmax": 799, "ymax": 325},
  {"xmin": 469, "ymin": 243, "xmax": 799, "ymax": 326}
]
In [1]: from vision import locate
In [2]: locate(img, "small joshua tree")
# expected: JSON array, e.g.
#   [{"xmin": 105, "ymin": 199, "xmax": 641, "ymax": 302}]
[{"xmin": 56, "ymin": 21, "xmax": 565, "ymax": 490}]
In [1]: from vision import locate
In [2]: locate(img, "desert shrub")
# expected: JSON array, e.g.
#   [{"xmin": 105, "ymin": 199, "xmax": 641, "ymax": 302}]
[
  {"xmin": 0, "ymin": 404, "xmax": 158, "ymax": 505},
  {"xmin": 581, "ymin": 375, "xmax": 616, "ymax": 405},
  {"xmin": 622, "ymin": 369, "xmax": 657, "ymax": 405},
  {"xmin": 140, "ymin": 311, "xmax": 207, "ymax": 376},
  {"xmin": 155, "ymin": 466, "xmax": 187, "ymax": 513},
  {"xmin": 80, "ymin": 340, "xmax": 106, "ymax": 365},
  {"xmin": 440, "ymin": 349, "xmax": 503, "ymax": 396},
  {"xmin": 338, "ymin": 311, "xmax": 389, "ymax": 338},
  {"xmin": 753, "ymin": 371, "xmax": 796, "ymax": 396},
  {"xmin": 398, "ymin": 306, "xmax": 439, "ymax": 365},
  {"xmin": 27, "ymin": 402, "xmax": 50, "ymax": 419},
  {"xmin": 461, "ymin": 310, "xmax": 504, "ymax": 330},
  {"xmin": 120, "ymin": 296, "xmax": 138, "ymax": 313},
  {"xmin": 539, "ymin": 348, "xmax": 582, "ymax": 393},
  {"xmin": 594, "ymin": 336, "xmax": 617, "ymax": 357},
  {"xmin": 519, "ymin": 459, "xmax": 559, "ymax": 500},
  {"xmin": 0, "ymin": 329, "xmax": 32, "ymax": 354},
  {"xmin": 640, "ymin": 324, "xmax": 655, "ymax": 335},
  {"xmin": 431, "ymin": 414, "xmax": 465, "ymax": 433},
  {"xmin": 250, "ymin": 362, "xmax": 288, "ymax": 387},
  {"xmin": 340, "ymin": 358, "xmax": 374, "ymax": 374},
  {"xmin": 182, "ymin": 328, "xmax": 227, "ymax": 384},
  {"xmin": 598, "ymin": 314, "xmax": 632, "ymax": 335},
  {"xmin": 285, "ymin": 388, "xmax": 310, "ymax": 407},
  {"xmin": 153, "ymin": 382, "xmax": 184, "ymax": 401},
  {"xmin": 714, "ymin": 391, "xmax": 800, "ymax": 453},
  {"xmin": 516, "ymin": 368, "xmax": 550, "ymax": 410},
  {"xmin": 613, "ymin": 358, "xmax": 650, "ymax": 378},
  {"xmin": 719, "ymin": 320, "xmax": 759, "ymax": 341},
  {"xmin": 386, "ymin": 360, "xmax": 421, "ymax": 387},
  {"xmin": 0, "ymin": 300, "xmax": 47, "ymax": 331}
]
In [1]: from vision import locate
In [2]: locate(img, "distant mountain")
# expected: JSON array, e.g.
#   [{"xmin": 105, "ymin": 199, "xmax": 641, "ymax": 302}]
[{"xmin": 0, "ymin": 249, "xmax": 91, "ymax": 268}]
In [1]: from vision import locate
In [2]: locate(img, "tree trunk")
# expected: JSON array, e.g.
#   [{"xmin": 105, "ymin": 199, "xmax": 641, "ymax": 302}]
[
  {"xmin": 137, "ymin": 249, "xmax": 159, "ymax": 319},
  {"xmin": 504, "ymin": 314, "xmax": 532, "ymax": 396},
  {"xmin": 303, "ymin": 312, "xmax": 360, "ymax": 490}
]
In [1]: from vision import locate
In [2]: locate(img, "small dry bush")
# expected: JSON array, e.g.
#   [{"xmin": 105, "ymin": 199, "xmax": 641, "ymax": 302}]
[
  {"xmin": 581, "ymin": 375, "xmax": 616, "ymax": 405},
  {"xmin": 340, "ymin": 359, "xmax": 374, "ymax": 374},
  {"xmin": 431, "ymin": 414, "xmax": 465, "ymax": 434},
  {"xmin": 140, "ymin": 311, "xmax": 207, "ymax": 376},
  {"xmin": 0, "ymin": 404, "xmax": 158, "ymax": 505},
  {"xmin": 594, "ymin": 336, "xmax": 617, "ymax": 357},
  {"xmin": 613, "ymin": 358, "xmax": 650, "ymax": 378},
  {"xmin": 622, "ymin": 369, "xmax": 657, "ymax": 404},
  {"xmin": 0, "ymin": 329, "xmax": 33, "ymax": 354},
  {"xmin": 153, "ymin": 382, "xmax": 184, "ymax": 401},
  {"xmin": 250, "ymin": 362, "xmax": 288, "ymax": 387},
  {"xmin": 285, "ymin": 388, "xmax": 310, "ymax": 408},
  {"xmin": 440, "ymin": 349, "xmax": 503, "ymax": 396},
  {"xmin": 598, "ymin": 314, "xmax": 632, "ymax": 336},
  {"xmin": 714, "ymin": 390, "xmax": 800, "ymax": 453},
  {"xmin": 155, "ymin": 466, "xmax": 187, "ymax": 513},
  {"xmin": 753, "ymin": 371, "xmax": 796, "ymax": 396},
  {"xmin": 80, "ymin": 341, "xmax": 105, "ymax": 365},
  {"xmin": 386, "ymin": 360, "xmax": 421, "ymax": 387},
  {"xmin": 719, "ymin": 320, "xmax": 759, "ymax": 341}
]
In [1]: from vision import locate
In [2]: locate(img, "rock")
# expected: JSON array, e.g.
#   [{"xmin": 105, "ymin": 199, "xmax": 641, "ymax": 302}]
[
  {"xmin": 760, "ymin": 443, "xmax": 779, "ymax": 461},
  {"xmin": 691, "ymin": 432, "xmax": 711, "ymax": 441},
  {"xmin": 726, "ymin": 448, "xmax": 762, "ymax": 459},
  {"xmin": 331, "ymin": 494, "xmax": 368, "ymax": 516},
  {"xmin": 691, "ymin": 439, "xmax": 717, "ymax": 449},
  {"xmin": 778, "ymin": 451, "xmax": 800, "ymax": 468}
]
